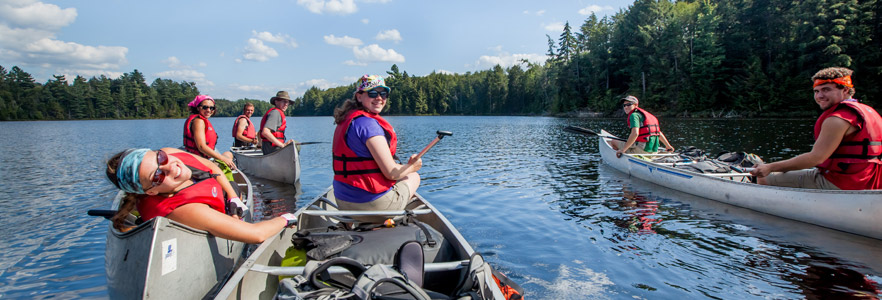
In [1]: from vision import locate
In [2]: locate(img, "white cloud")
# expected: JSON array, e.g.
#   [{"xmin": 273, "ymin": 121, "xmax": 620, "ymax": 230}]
[
  {"xmin": 436, "ymin": 69, "xmax": 455, "ymax": 75},
  {"xmin": 0, "ymin": 0, "xmax": 128, "ymax": 78},
  {"xmin": 343, "ymin": 60, "xmax": 367, "ymax": 66},
  {"xmin": 578, "ymin": 5, "xmax": 614, "ymax": 15},
  {"xmin": 359, "ymin": 0, "xmax": 391, "ymax": 3},
  {"xmin": 252, "ymin": 30, "xmax": 298, "ymax": 48},
  {"xmin": 523, "ymin": 10, "xmax": 545, "ymax": 16},
  {"xmin": 544, "ymin": 22, "xmax": 565, "ymax": 32},
  {"xmin": 324, "ymin": 34, "xmax": 363, "ymax": 48},
  {"xmin": 375, "ymin": 29, "xmax": 402, "ymax": 43},
  {"xmin": 361, "ymin": 19, "xmax": 370, "ymax": 24},
  {"xmin": 163, "ymin": 56, "xmax": 184, "ymax": 68},
  {"xmin": 155, "ymin": 69, "xmax": 214, "ymax": 86},
  {"xmin": 0, "ymin": 0, "xmax": 76, "ymax": 30},
  {"xmin": 234, "ymin": 84, "xmax": 268, "ymax": 92},
  {"xmin": 242, "ymin": 38, "xmax": 279, "ymax": 62},
  {"xmin": 299, "ymin": 78, "xmax": 340, "ymax": 90},
  {"xmin": 297, "ymin": 0, "xmax": 357, "ymax": 15},
  {"xmin": 352, "ymin": 44, "xmax": 404, "ymax": 63},
  {"xmin": 472, "ymin": 52, "xmax": 546, "ymax": 69}
]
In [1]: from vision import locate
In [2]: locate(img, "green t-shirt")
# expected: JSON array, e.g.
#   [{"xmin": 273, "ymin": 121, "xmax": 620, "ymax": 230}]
[{"xmin": 629, "ymin": 112, "xmax": 660, "ymax": 152}]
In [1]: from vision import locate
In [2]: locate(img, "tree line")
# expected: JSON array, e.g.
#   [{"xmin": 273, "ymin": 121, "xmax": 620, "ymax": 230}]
[
  {"xmin": 293, "ymin": 0, "xmax": 881, "ymax": 118},
  {"xmin": 2, "ymin": 0, "xmax": 880, "ymax": 121},
  {"xmin": 0, "ymin": 66, "xmax": 274, "ymax": 121}
]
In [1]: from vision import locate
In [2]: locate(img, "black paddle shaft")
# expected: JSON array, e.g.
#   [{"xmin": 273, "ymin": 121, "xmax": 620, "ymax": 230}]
[{"xmin": 563, "ymin": 126, "xmax": 627, "ymax": 141}]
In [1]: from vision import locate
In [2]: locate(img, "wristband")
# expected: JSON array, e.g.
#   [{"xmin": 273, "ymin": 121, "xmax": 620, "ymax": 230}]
[{"xmin": 281, "ymin": 213, "xmax": 297, "ymax": 227}]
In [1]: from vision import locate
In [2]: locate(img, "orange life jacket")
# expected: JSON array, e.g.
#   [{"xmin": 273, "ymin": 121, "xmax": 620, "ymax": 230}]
[
  {"xmin": 260, "ymin": 107, "xmax": 287, "ymax": 140},
  {"xmin": 626, "ymin": 107, "xmax": 661, "ymax": 142},
  {"xmin": 183, "ymin": 114, "xmax": 218, "ymax": 158},
  {"xmin": 332, "ymin": 110, "xmax": 397, "ymax": 193}
]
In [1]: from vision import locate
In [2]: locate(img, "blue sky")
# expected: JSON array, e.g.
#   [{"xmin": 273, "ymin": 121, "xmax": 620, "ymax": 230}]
[{"xmin": 0, "ymin": 0, "xmax": 633, "ymax": 101}]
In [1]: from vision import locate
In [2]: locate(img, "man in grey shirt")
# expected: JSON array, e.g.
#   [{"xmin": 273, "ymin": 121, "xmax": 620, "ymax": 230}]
[{"xmin": 260, "ymin": 91, "xmax": 294, "ymax": 155}]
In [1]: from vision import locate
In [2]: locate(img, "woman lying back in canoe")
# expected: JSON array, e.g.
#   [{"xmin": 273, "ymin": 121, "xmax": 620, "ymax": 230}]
[{"xmin": 105, "ymin": 148, "xmax": 295, "ymax": 243}]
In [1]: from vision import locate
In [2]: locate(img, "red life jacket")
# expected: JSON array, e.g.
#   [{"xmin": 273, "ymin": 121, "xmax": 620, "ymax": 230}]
[
  {"xmin": 814, "ymin": 100, "xmax": 882, "ymax": 173},
  {"xmin": 137, "ymin": 153, "xmax": 225, "ymax": 221},
  {"xmin": 332, "ymin": 110, "xmax": 397, "ymax": 193},
  {"xmin": 183, "ymin": 114, "xmax": 218, "ymax": 158},
  {"xmin": 260, "ymin": 107, "xmax": 287, "ymax": 140},
  {"xmin": 626, "ymin": 107, "xmax": 661, "ymax": 142}
]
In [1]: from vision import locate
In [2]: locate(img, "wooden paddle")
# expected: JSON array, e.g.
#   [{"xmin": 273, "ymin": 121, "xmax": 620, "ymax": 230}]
[{"xmin": 563, "ymin": 126, "xmax": 627, "ymax": 141}]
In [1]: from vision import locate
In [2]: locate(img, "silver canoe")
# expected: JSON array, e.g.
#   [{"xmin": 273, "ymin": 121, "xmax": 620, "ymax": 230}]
[
  {"xmin": 231, "ymin": 143, "xmax": 300, "ymax": 185},
  {"xmin": 597, "ymin": 129, "xmax": 882, "ymax": 240},
  {"xmin": 104, "ymin": 170, "xmax": 254, "ymax": 299},
  {"xmin": 214, "ymin": 186, "xmax": 509, "ymax": 299}
]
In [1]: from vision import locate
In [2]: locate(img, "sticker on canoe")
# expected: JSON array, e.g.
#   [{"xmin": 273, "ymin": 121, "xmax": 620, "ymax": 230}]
[{"xmin": 161, "ymin": 239, "xmax": 177, "ymax": 275}]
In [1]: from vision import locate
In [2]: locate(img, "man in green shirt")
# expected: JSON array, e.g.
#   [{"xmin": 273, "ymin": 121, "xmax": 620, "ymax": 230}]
[{"xmin": 615, "ymin": 95, "xmax": 675, "ymax": 158}]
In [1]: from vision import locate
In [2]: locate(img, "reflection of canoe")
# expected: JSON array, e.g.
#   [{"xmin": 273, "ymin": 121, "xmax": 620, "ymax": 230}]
[
  {"xmin": 231, "ymin": 143, "xmax": 300, "ymax": 185},
  {"xmin": 215, "ymin": 186, "xmax": 511, "ymax": 299},
  {"xmin": 104, "ymin": 171, "xmax": 254, "ymax": 299},
  {"xmin": 597, "ymin": 129, "xmax": 882, "ymax": 240}
]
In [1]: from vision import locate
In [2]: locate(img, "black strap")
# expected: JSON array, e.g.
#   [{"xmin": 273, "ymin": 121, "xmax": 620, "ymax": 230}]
[
  {"xmin": 403, "ymin": 214, "xmax": 436, "ymax": 247},
  {"xmin": 308, "ymin": 257, "xmax": 368, "ymax": 290}
]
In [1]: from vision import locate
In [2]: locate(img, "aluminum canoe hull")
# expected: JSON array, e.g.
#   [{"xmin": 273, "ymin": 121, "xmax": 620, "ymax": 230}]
[
  {"xmin": 214, "ymin": 186, "xmax": 507, "ymax": 300},
  {"xmin": 231, "ymin": 143, "xmax": 300, "ymax": 186},
  {"xmin": 597, "ymin": 129, "xmax": 882, "ymax": 240},
  {"xmin": 104, "ymin": 171, "xmax": 255, "ymax": 299}
]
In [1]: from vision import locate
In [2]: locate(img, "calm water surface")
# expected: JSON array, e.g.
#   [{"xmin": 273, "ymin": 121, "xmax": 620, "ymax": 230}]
[{"xmin": 0, "ymin": 116, "xmax": 880, "ymax": 299}]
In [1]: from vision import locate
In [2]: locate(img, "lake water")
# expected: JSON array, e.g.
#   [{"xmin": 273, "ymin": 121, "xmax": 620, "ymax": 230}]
[{"xmin": 0, "ymin": 116, "xmax": 880, "ymax": 299}]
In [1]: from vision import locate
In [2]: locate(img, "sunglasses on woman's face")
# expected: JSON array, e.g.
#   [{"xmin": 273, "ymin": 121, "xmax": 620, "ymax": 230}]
[
  {"xmin": 199, "ymin": 105, "xmax": 216, "ymax": 111},
  {"xmin": 366, "ymin": 89, "xmax": 389, "ymax": 99},
  {"xmin": 147, "ymin": 150, "xmax": 169, "ymax": 190}
]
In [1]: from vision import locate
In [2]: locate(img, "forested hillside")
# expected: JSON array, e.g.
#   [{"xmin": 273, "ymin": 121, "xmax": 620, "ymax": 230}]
[{"xmin": 2, "ymin": 0, "xmax": 880, "ymax": 120}]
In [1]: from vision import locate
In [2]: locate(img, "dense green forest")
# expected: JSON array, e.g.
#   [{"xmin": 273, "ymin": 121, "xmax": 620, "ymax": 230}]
[{"xmin": 2, "ymin": 0, "xmax": 881, "ymax": 121}]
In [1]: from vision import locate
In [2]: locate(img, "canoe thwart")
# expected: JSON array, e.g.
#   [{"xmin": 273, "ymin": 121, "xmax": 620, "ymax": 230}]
[
  {"xmin": 301, "ymin": 209, "xmax": 434, "ymax": 217},
  {"xmin": 252, "ymin": 260, "xmax": 470, "ymax": 276}
]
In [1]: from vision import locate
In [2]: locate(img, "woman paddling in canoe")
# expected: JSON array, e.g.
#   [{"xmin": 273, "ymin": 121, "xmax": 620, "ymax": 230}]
[
  {"xmin": 183, "ymin": 95, "xmax": 237, "ymax": 171},
  {"xmin": 105, "ymin": 148, "xmax": 295, "ymax": 243},
  {"xmin": 330, "ymin": 74, "xmax": 422, "ymax": 223},
  {"xmin": 751, "ymin": 67, "xmax": 882, "ymax": 190}
]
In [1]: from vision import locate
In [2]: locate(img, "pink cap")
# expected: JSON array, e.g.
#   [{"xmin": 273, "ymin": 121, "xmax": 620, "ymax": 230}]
[{"xmin": 188, "ymin": 95, "xmax": 214, "ymax": 108}]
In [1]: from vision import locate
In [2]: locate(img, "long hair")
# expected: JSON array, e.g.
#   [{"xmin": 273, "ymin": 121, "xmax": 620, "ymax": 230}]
[
  {"xmin": 333, "ymin": 93, "xmax": 364, "ymax": 124},
  {"xmin": 106, "ymin": 150, "xmax": 146, "ymax": 231}
]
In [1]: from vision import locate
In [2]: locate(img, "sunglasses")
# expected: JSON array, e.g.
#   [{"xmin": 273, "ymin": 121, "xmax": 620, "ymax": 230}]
[
  {"xmin": 366, "ymin": 89, "xmax": 389, "ymax": 99},
  {"xmin": 147, "ymin": 150, "xmax": 169, "ymax": 190},
  {"xmin": 623, "ymin": 103, "xmax": 634, "ymax": 107},
  {"xmin": 199, "ymin": 105, "xmax": 216, "ymax": 111}
]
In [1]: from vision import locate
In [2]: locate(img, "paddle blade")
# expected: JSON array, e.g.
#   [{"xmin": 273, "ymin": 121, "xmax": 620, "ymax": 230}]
[{"xmin": 563, "ymin": 126, "xmax": 600, "ymax": 136}]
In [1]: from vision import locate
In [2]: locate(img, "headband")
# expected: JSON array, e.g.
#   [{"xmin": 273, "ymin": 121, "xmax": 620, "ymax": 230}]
[
  {"xmin": 116, "ymin": 148, "xmax": 149, "ymax": 194},
  {"xmin": 188, "ymin": 95, "xmax": 214, "ymax": 108},
  {"xmin": 813, "ymin": 75, "xmax": 853, "ymax": 88}
]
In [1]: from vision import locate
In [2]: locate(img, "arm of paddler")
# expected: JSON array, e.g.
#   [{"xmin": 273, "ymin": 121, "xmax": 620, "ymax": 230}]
[
  {"xmin": 166, "ymin": 203, "xmax": 288, "ymax": 244},
  {"xmin": 659, "ymin": 131, "xmax": 675, "ymax": 152},
  {"xmin": 192, "ymin": 118, "xmax": 237, "ymax": 169},
  {"xmin": 616, "ymin": 127, "xmax": 641, "ymax": 158},
  {"xmin": 366, "ymin": 135, "xmax": 422, "ymax": 181},
  {"xmin": 751, "ymin": 117, "xmax": 850, "ymax": 177},
  {"xmin": 261, "ymin": 127, "xmax": 285, "ymax": 147}
]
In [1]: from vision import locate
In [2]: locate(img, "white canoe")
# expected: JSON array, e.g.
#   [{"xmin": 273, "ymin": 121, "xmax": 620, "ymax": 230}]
[
  {"xmin": 231, "ymin": 143, "xmax": 300, "ymax": 185},
  {"xmin": 214, "ymin": 186, "xmax": 511, "ymax": 299},
  {"xmin": 103, "ymin": 170, "xmax": 254, "ymax": 299},
  {"xmin": 596, "ymin": 129, "xmax": 882, "ymax": 240}
]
